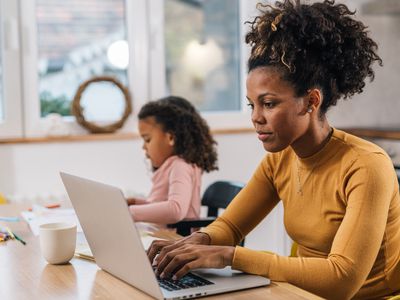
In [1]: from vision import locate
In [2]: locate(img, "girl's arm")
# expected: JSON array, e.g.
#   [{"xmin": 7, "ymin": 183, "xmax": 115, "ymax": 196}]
[
  {"xmin": 129, "ymin": 160, "xmax": 197, "ymax": 223},
  {"xmin": 126, "ymin": 197, "xmax": 147, "ymax": 206}
]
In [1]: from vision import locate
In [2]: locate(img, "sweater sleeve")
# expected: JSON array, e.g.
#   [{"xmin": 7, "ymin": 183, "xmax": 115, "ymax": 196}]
[
  {"xmin": 201, "ymin": 155, "xmax": 281, "ymax": 246},
  {"xmin": 129, "ymin": 161, "xmax": 196, "ymax": 224},
  {"xmin": 231, "ymin": 154, "xmax": 395, "ymax": 300}
]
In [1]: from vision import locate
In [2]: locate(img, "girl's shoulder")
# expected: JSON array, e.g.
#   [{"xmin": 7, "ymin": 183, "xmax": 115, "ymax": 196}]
[{"xmin": 168, "ymin": 155, "xmax": 201, "ymax": 173}]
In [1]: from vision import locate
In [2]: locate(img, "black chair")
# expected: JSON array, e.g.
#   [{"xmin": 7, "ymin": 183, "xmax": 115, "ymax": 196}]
[
  {"xmin": 394, "ymin": 165, "xmax": 400, "ymax": 185},
  {"xmin": 167, "ymin": 181, "xmax": 245, "ymax": 239}
]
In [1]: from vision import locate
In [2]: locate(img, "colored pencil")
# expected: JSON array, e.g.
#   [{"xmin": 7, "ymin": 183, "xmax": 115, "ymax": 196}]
[{"xmin": 12, "ymin": 232, "xmax": 26, "ymax": 245}]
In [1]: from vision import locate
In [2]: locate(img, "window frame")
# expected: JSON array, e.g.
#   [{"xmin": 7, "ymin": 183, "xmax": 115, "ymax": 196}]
[
  {"xmin": 20, "ymin": 0, "xmax": 149, "ymax": 137},
  {"xmin": 148, "ymin": 0, "xmax": 253, "ymax": 130},
  {"xmin": 3, "ymin": 0, "xmax": 256, "ymax": 139},
  {"xmin": 0, "ymin": 0, "xmax": 23, "ymax": 138}
]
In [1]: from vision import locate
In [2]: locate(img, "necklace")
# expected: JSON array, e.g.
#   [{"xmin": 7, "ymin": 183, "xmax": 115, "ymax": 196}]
[
  {"xmin": 295, "ymin": 128, "xmax": 333, "ymax": 196},
  {"xmin": 296, "ymin": 159, "xmax": 318, "ymax": 195}
]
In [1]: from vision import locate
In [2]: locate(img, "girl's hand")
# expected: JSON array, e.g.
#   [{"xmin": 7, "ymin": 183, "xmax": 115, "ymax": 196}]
[
  {"xmin": 126, "ymin": 198, "xmax": 136, "ymax": 206},
  {"xmin": 147, "ymin": 232, "xmax": 210, "ymax": 263},
  {"xmin": 155, "ymin": 244, "xmax": 235, "ymax": 280}
]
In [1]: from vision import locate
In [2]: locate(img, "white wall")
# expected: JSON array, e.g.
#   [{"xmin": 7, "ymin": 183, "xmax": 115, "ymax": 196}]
[{"xmin": 0, "ymin": 132, "xmax": 292, "ymax": 255}]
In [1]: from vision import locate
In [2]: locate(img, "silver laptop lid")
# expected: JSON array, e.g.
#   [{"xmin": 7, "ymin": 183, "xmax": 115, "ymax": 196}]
[
  {"xmin": 60, "ymin": 172, "xmax": 164, "ymax": 300},
  {"xmin": 61, "ymin": 172, "xmax": 270, "ymax": 300}
]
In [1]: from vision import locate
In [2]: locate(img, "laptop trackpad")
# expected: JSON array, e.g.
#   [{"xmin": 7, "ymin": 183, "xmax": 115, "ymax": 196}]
[{"xmin": 193, "ymin": 266, "xmax": 243, "ymax": 278}]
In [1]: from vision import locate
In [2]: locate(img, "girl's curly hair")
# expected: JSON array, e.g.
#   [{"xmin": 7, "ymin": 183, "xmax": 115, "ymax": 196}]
[
  {"xmin": 245, "ymin": 0, "xmax": 383, "ymax": 114},
  {"xmin": 138, "ymin": 96, "xmax": 218, "ymax": 173}
]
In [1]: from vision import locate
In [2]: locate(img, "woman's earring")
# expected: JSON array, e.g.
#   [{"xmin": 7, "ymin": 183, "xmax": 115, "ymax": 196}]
[{"xmin": 307, "ymin": 107, "xmax": 313, "ymax": 113}]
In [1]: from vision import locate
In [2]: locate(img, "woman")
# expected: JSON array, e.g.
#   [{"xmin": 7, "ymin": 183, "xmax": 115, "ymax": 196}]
[{"xmin": 148, "ymin": 1, "xmax": 400, "ymax": 299}]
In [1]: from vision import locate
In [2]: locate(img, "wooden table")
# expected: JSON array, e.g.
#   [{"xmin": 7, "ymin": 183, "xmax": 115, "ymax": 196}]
[{"xmin": 0, "ymin": 204, "xmax": 323, "ymax": 300}]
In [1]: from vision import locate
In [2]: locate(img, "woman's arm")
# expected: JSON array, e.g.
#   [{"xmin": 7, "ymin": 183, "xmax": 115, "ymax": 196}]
[
  {"xmin": 230, "ymin": 154, "xmax": 395, "ymax": 300},
  {"xmin": 201, "ymin": 156, "xmax": 281, "ymax": 246},
  {"xmin": 149, "ymin": 155, "xmax": 281, "ymax": 278}
]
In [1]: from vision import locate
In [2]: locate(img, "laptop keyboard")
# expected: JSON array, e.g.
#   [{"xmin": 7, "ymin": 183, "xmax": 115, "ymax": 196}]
[{"xmin": 156, "ymin": 272, "xmax": 214, "ymax": 291}]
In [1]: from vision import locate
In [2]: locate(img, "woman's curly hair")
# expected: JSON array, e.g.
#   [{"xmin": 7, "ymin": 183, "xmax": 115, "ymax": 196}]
[
  {"xmin": 245, "ymin": 0, "xmax": 383, "ymax": 114},
  {"xmin": 138, "ymin": 96, "xmax": 218, "ymax": 173}
]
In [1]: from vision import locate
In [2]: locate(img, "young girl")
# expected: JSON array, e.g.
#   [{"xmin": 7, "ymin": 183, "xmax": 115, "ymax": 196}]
[{"xmin": 127, "ymin": 96, "xmax": 218, "ymax": 224}]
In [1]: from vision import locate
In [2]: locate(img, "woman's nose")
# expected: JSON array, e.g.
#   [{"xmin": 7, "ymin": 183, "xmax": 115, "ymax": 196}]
[{"xmin": 251, "ymin": 106, "xmax": 266, "ymax": 124}]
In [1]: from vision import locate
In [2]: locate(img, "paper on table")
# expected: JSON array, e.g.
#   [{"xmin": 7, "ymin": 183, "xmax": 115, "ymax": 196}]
[
  {"xmin": 21, "ymin": 205, "xmax": 82, "ymax": 236},
  {"xmin": 74, "ymin": 233, "xmax": 165, "ymax": 261}
]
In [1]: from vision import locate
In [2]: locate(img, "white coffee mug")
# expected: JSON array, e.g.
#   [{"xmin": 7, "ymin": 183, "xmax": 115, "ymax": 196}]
[{"xmin": 39, "ymin": 222, "xmax": 77, "ymax": 264}]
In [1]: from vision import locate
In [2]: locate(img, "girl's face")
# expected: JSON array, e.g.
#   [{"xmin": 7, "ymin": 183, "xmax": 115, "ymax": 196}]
[
  {"xmin": 138, "ymin": 116, "xmax": 175, "ymax": 169},
  {"xmin": 246, "ymin": 67, "xmax": 310, "ymax": 153}
]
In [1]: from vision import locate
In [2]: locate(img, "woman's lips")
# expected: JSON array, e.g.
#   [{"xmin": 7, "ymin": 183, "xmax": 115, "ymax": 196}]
[{"xmin": 257, "ymin": 132, "xmax": 272, "ymax": 141}]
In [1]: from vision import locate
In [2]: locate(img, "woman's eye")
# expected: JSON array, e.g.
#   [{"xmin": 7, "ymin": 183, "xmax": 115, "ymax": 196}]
[
  {"xmin": 247, "ymin": 103, "xmax": 254, "ymax": 109},
  {"xmin": 263, "ymin": 102, "xmax": 275, "ymax": 109}
]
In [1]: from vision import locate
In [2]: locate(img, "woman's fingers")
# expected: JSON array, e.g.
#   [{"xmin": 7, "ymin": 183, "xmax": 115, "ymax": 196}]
[
  {"xmin": 154, "ymin": 236, "xmax": 192, "ymax": 264},
  {"xmin": 147, "ymin": 239, "xmax": 173, "ymax": 263},
  {"xmin": 157, "ymin": 246, "xmax": 195, "ymax": 277},
  {"xmin": 148, "ymin": 233, "xmax": 221, "ymax": 274},
  {"xmin": 156, "ymin": 245, "xmax": 236, "ymax": 280},
  {"xmin": 148, "ymin": 237, "xmax": 189, "ymax": 264},
  {"xmin": 172, "ymin": 260, "xmax": 202, "ymax": 280}
]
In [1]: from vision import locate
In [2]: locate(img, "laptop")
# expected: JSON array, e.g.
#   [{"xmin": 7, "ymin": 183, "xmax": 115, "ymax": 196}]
[{"xmin": 60, "ymin": 172, "xmax": 270, "ymax": 300}]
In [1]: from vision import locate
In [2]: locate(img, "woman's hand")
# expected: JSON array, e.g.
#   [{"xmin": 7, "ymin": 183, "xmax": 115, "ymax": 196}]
[
  {"xmin": 148, "ymin": 232, "xmax": 235, "ymax": 280},
  {"xmin": 147, "ymin": 232, "xmax": 210, "ymax": 263},
  {"xmin": 157, "ymin": 244, "xmax": 235, "ymax": 280}
]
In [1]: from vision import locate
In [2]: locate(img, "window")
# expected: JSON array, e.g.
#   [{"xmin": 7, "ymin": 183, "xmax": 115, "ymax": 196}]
[
  {"xmin": 20, "ymin": 0, "xmax": 139, "ymax": 136},
  {"xmin": 2, "ymin": 0, "xmax": 254, "ymax": 139},
  {"xmin": 164, "ymin": 0, "xmax": 241, "ymax": 111},
  {"xmin": 36, "ymin": 0, "xmax": 128, "ymax": 120},
  {"xmin": 149, "ymin": 0, "xmax": 252, "ymax": 129},
  {"xmin": 0, "ymin": 0, "xmax": 23, "ymax": 138},
  {"xmin": 0, "ymin": 19, "xmax": 3, "ymax": 121}
]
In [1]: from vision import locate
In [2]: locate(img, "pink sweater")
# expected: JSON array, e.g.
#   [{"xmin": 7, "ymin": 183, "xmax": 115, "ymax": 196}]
[{"xmin": 129, "ymin": 155, "xmax": 202, "ymax": 224}]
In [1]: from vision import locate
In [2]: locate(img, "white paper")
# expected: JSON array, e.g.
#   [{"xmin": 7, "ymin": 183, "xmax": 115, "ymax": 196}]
[{"xmin": 21, "ymin": 205, "xmax": 82, "ymax": 236}]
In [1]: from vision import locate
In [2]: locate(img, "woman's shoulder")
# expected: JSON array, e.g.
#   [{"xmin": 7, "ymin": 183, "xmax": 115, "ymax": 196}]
[
  {"xmin": 331, "ymin": 129, "xmax": 393, "ymax": 172},
  {"xmin": 333, "ymin": 129, "xmax": 389, "ymax": 158}
]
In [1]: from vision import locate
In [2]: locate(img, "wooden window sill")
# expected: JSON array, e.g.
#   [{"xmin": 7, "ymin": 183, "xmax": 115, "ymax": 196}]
[
  {"xmin": 341, "ymin": 128, "xmax": 400, "ymax": 140},
  {"xmin": 0, "ymin": 128, "xmax": 255, "ymax": 145},
  {"xmin": 2, "ymin": 128, "xmax": 400, "ymax": 145}
]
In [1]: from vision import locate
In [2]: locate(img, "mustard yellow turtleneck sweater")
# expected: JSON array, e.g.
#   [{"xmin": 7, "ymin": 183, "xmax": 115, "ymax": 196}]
[{"xmin": 202, "ymin": 129, "xmax": 400, "ymax": 300}]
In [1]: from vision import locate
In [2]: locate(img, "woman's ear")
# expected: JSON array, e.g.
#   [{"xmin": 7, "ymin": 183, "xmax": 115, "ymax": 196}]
[{"xmin": 305, "ymin": 88, "xmax": 322, "ymax": 114}]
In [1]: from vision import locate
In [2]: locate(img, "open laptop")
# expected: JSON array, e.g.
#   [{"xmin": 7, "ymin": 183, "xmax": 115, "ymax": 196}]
[{"xmin": 60, "ymin": 172, "xmax": 270, "ymax": 300}]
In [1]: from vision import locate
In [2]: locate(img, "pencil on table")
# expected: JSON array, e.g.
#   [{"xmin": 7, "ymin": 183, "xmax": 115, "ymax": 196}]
[
  {"xmin": 13, "ymin": 232, "xmax": 26, "ymax": 245},
  {"xmin": 5, "ymin": 227, "xmax": 26, "ymax": 245}
]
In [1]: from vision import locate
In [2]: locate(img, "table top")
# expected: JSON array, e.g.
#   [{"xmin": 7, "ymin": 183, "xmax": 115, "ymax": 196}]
[{"xmin": 0, "ymin": 203, "xmax": 323, "ymax": 300}]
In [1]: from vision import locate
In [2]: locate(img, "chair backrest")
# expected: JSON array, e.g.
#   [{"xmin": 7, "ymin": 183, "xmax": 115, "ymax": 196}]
[
  {"xmin": 394, "ymin": 165, "xmax": 400, "ymax": 185},
  {"xmin": 202, "ymin": 181, "xmax": 245, "ymax": 217}
]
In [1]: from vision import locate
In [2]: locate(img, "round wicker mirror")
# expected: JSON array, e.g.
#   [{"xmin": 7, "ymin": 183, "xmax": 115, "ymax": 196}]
[{"xmin": 71, "ymin": 76, "xmax": 132, "ymax": 133}]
